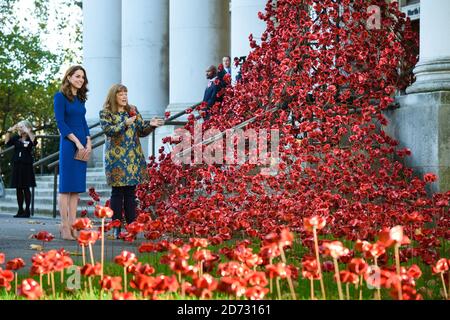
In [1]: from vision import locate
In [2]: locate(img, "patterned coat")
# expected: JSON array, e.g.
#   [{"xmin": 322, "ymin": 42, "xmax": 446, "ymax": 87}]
[{"xmin": 99, "ymin": 106, "xmax": 153, "ymax": 187}]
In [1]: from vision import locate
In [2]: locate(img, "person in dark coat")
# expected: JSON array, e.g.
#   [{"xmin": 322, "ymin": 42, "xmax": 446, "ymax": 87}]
[
  {"xmin": 202, "ymin": 65, "xmax": 220, "ymax": 120},
  {"xmin": 5, "ymin": 120, "xmax": 37, "ymax": 218}
]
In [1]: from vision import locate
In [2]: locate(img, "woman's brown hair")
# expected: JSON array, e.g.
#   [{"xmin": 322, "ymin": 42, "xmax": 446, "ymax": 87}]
[
  {"xmin": 103, "ymin": 84, "xmax": 130, "ymax": 114},
  {"xmin": 60, "ymin": 65, "xmax": 89, "ymax": 102}
]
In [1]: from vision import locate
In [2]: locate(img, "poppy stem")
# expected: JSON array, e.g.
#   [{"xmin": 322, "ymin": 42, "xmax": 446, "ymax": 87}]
[
  {"xmin": 89, "ymin": 277, "xmax": 93, "ymax": 297},
  {"xmin": 276, "ymin": 277, "xmax": 282, "ymax": 300},
  {"xmin": 313, "ymin": 227, "xmax": 326, "ymax": 299},
  {"xmin": 310, "ymin": 278, "xmax": 315, "ymax": 300},
  {"xmin": 82, "ymin": 245, "xmax": 86, "ymax": 266},
  {"xmin": 269, "ymin": 258, "xmax": 273, "ymax": 296},
  {"xmin": 124, "ymin": 267, "xmax": 127, "ymax": 293},
  {"xmin": 39, "ymin": 274, "xmax": 43, "ymax": 294},
  {"xmin": 88, "ymin": 243, "xmax": 95, "ymax": 265},
  {"xmin": 333, "ymin": 257, "xmax": 344, "ymax": 300},
  {"xmin": 346, "ymin": 283, "xmax": 350, "ymax": 300},
  {"xmin": 374, "ymin": 257, "xmax": 381, "ymax": 300},
  {"xmin": 278, "ymin": 244, "xmax": 296, "ymax": 300},
  {"xmin": 359, "ymin": 275, "xmax": 363, "ymax": 300},
  {"xmin": 14, "ymin": 272, "xmax": 18, "ymax": 297},
  {"xmin": 440, "ymin": 272, "xmax": 448, "ymax": 300},
  {"xmin": 61, "ymin": 269, "xmax": 64, "ymax": 285},
  {"xmin": 101, "ymin": 218, "xmax": 105, "ymax": 280},
  {"xmin": 51, "ymin": 272, "xmax": 56, "ymax": 298},
  {"xmin": 394, "ymin": 243, "xmax": 402, "ymax": 300}
]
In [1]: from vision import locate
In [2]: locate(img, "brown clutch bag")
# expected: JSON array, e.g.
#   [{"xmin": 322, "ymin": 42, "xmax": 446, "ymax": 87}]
[{"xmin": 74, "ymin": 149, "xmax": 90, "ymax": 162}]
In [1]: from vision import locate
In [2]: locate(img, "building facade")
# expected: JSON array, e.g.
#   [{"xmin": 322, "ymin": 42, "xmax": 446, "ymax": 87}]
[{"xmin": 83, "ymin": 0, "xmax": 450, "ymax": 192}]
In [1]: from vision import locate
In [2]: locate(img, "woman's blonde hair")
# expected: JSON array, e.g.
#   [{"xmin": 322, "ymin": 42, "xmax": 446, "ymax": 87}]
[
  {"xmin": 18, "ymin": 120, "xmax": 33, "ymax": 132},
  {"xmin": 103, "ymin": 84, "xmax": 130, "ymax": 114},
  {"xmin": 60, "ymin": 65, "xmax": 89, "ymax": 102}
]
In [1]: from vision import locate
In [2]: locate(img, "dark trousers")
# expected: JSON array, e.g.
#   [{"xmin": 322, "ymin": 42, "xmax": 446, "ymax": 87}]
[{"xmin": 110, "ymin": 185, "xmax": 136, "ymax": 225}]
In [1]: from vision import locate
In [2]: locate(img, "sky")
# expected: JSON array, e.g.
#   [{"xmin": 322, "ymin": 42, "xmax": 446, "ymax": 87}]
[{"xmin": 13, "ymin": 0, "xmax": 83, "ymax": 76}]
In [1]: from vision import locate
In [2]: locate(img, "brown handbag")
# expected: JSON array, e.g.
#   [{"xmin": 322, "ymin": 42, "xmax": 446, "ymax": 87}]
[{"xmin": 74, "ymin": 149, "xmax": 90, "ymax": 162}]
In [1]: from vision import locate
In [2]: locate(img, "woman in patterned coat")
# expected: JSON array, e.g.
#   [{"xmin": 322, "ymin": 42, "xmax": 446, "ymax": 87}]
[{"xmin": 100, "ymin": 84, "xmax": 164, "ymax": 238}]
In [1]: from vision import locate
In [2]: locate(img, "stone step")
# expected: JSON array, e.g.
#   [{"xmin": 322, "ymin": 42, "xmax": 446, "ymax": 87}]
[
  {"xmin": 4, "ymin": 188, "xmax": 111, "ymax": 198},
  {"xmin": 31, "ymin": 182, "xmax": 110, "ymax": 189},
  {"xmin": 0, "ymin": 202, "xmax": 56, "ymax": 216},
  {"xmin": 1, "ymin": 195, "xmax": 110, "ymax": 206},
  {"xmin": 35, "ymin": 173, "xmax": 107, "ymax": 181}
]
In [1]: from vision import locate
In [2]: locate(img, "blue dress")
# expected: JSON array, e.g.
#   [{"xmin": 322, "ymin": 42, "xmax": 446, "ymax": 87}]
[{"xmin": 53, "ymin": 92, "xmax": 90, "ymax": 193}]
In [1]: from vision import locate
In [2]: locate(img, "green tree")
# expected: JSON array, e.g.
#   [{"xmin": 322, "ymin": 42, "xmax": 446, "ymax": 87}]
[{"xmin": 0, "ymin": 0, "xmax": 82, "ymax": 183}]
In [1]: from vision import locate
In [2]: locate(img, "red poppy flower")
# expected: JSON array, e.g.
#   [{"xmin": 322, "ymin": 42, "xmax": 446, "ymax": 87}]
[
  {"xmin": 369, "ymin": 243, "xmax": 386, "ymax": 259},
  {"xmin": 406, "ymin": 264, "xmax": 422, "ymax": 279},
  {"xmin": 323, "ymin": 241, "xmax": 349, "ymax": 259},
  {"xmin": 126, "ymin": 222, "xmax": 145, "ymax": 234},
  {"xmin": 0, "ymin": 253, "xmax": 4, "ymax": 264},
  {"xmin": 100, "ymin": 276, "xmax": 123, "ymax": 291},
  {"xmin": 129, "ymin": 273, "xmax": 155, "ymax": 297},
  {"xmin": 348, "ymin": 258, "xmax": 368, "ymax": 275},
  {"xmin": 128, "ymin": 262, "xmax": 155, "ymax": 276},
  {"xmin": 336, "ymin": 270, "xmax": 359, "ymax": 284},
  {"xmin": 189, "ymin": 238, "xmax": 209, "ymax": 248},
  {"xmin": 138, "ymin": 242, "xmax": 157, "ymax": 253},
  {"xmin": 19, "ymin": 279, "xmax": 43, "ymax": 300},
  {"xmin": 304, "ymin": 216, "xmax": 327, "ymax": 232},
  {"xmin": 423, "ymin": 173, "xmax": 437, "ymax": 183},
  {"xmin": 217, "ymin": 277, "xmax": 246, "ymax": 297},
  {"xmin": 6, "ymin": 258, "xmax": 25, "ymax": 271},
  {"xmin": 95, "ymin": 205, "xmax": 114, "ymax": 219},
  {"xmin": 0, "ymin": 269, "xmax": 14, "ymax": 291},
  {"xmin": 245, "ymin": 271, "xmax": 268, "ymax": 287},
  {"xmin": 72, "ymin": 218, "xmax": 93, "ymax": 231},
  {"xmin": 266, "ymin": 263, "xmax": 291, "ymax": 279},
  {"xmin": 378, "ymin": 226, "xmax": 410, "ymax": 247},
  {"xmin": 153, "ymin": 275, "xmax": 179, "ymax": 293},
  {"xmin": 77, "ymin": 230, "xmax": 99, "ymax": 246},
  {"xmin": 81, "ymin": 263, "xmax": 102, "ymax": 277},
  {"xmin": 432, "ymin": 258, "xmax": 449, "ymax": 274},
  {"xmin": 193, "ymin": 274, "xmax": 218, "ymax": 291},
  {"xmin": 80, "ymin": 209, "xmax": 88, "ymax": 217},
  {"xmin": 302, "ymin": 256, "xmax": 319, "ymax": 273},
  {"xmin": 112, "ymin": 291, "xmax": 136, "ymax": 300},
  {"xmin": 164, "ymin": 111, "xmax": 171, "ymax": 119},
  {"xmin": 245, "ymin": 286, "xmax": 269, "ymax": 300},
  {"xmin": 129, "ymin": 110, "xmax": 137, "ymax": 117},
  {"xmin": 218, "ymin": 262, "xmax": 250, "ymax": 278},
  {"xmin": 32, "ymin": 231, "xmax": 54, "ymax": 242},
  {"xmin": 322, "ymin": 260, "xmax": 334, "ymax": 273},
  {"xmin": 193, "ymin": 249, "xmax": 216, "ymax": 262},
  {"xmin": 114, "ymin": 251, "xmax": 138, "ymax": 268}
]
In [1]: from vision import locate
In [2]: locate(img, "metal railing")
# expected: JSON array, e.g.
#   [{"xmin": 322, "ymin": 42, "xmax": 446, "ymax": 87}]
[{"xmin": 33, "ymin": 104, "xmax": 200, "ymax": 218}]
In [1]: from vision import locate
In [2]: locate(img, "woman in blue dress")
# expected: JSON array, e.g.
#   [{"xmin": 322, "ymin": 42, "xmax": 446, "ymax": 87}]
[{"xmin": 53, "ymin": 65, "xmax": 92, "ymax": 240}]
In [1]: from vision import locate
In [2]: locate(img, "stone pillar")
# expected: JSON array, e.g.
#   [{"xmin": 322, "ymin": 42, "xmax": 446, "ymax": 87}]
[
  {"xmin": 83, "ymin": 0, "xmax": 122, "ymax": 167},
  {"xmin": 167, "ymin": 0, "xmax": 230, "ymax": 114},
  {"xmin": 385, "ymin": 0, "xmax": 450, "ymax": 193},
  {"xmin": 230, "ymin": 0, "xmax": 266, "ymax": 59},
  {"xmin": 122, "ymin": 0, "xmax": 169, "ymax": 159}
]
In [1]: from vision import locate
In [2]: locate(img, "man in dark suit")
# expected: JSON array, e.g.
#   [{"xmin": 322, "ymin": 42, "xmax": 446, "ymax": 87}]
[
  {"xmin": 202, "ymin": 65, "xmax": 220, "ymax": 120},
  {"xmin": 218, "ymin": 56, "xmax": 232, "ymax": 87}
]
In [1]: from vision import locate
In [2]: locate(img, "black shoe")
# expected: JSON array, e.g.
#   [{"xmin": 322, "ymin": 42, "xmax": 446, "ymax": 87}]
[
  {"xmin": 113, "ymin": 227, "xmax": 121, "ymax": 239},
  {"xmin": 13, "ymin": 210, "xmax": 25, "ymax": 218}
]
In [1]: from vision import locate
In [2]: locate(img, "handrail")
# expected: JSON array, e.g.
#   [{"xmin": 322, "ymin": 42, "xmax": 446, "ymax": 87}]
[{"xmin": 27, "ymin": 103, "xmax": 199, "ymax": 218}]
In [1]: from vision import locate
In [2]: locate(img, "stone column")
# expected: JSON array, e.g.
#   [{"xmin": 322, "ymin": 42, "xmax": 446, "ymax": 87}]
[
  {"xmin": 386, "ymin": 0, "xmax": 450, "ymax": 193},
  {"xmin": 230, "ymin": 0, "xmax": 266, "ymax": 59},
  {"xmin": 167, "ymin": 0, "xmax": 230, "ymax": 114},
  {"xmin": 121, "ymin": 0, "xmax": 169, "ymax": 159},
  {"xmin": 83, "ymin": 0, "xmax": 122, "ymax": 167}
]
